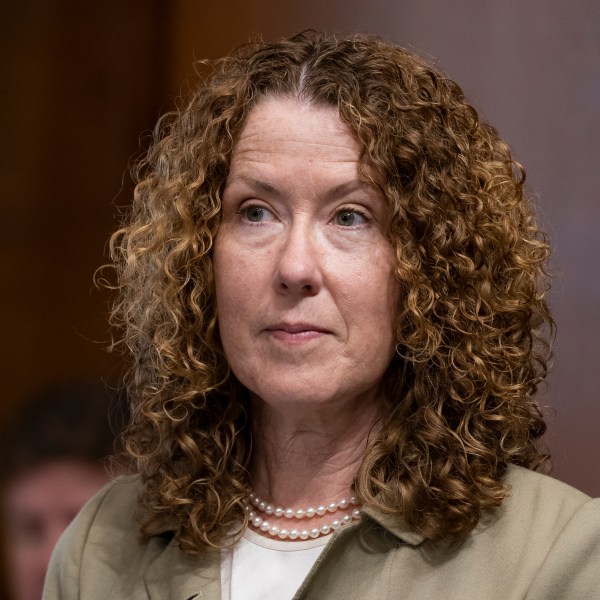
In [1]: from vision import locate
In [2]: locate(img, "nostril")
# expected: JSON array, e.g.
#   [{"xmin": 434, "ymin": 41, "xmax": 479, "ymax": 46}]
[{"xmin": 277, "ymin": 279, "xmax": 316, "ymax": 295}]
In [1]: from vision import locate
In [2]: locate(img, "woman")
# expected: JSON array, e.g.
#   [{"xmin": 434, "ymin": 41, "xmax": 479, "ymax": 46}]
[{"xmin": 44, "ymin": 32, "xmax": 599, "ymax": 599}]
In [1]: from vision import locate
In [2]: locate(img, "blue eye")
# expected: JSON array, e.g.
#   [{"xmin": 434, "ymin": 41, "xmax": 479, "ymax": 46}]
[
  {"xmin": 335, "ymin": 210, "xmax": 367, "ymax": 227},
  {"xmin": 243, "ymin": 206, "xmax": 273, "ymax": 222}
]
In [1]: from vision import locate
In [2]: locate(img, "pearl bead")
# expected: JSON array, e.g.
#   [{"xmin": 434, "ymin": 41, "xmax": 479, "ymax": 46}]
[
  {"xmin": 246, "ymin": 489, "xmax": 362, "ymax": 540},
  {"xmin": 248, "ymin": 489, "xmax": 357, "ymax": 519}
]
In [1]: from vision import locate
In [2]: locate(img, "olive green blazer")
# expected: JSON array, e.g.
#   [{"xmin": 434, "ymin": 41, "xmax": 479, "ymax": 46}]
[{"xmin": 43, "ymin": 466, "xmax": 600, "ymax": 599}]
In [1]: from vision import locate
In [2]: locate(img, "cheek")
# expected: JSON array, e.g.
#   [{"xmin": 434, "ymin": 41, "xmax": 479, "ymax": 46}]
[
  {"xmin": 214, "ymin": 230, "xmax": 277, "ymax": 311},
  {"xmin": 213, "ymin": 238, "xmax": 242, "ymax": 311},
  {"xmin": 213, "ymin": 240, "xmax": 259, "ymax": 351},
  {"xmin": 214, "ymin": 263, "xmax": 239, "ymax": 345},
  {"xmin": 359, "ymin": 252, "xmax": 400, "ymax": 349},
  {"xmin": 351, "ymin": 245, "xmax": 399, "ymax": 311}
]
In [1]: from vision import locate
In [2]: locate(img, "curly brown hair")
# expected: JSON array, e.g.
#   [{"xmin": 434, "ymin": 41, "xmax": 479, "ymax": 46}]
[{"xmin": 108, "ymin": 31, "xmax": 552, "ymax": 553}]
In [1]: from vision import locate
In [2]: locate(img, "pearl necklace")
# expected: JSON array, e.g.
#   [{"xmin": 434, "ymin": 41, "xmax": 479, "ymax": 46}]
[{"xmin": 246, "ymin": 490, "xmax": 361, "ymax": 540}]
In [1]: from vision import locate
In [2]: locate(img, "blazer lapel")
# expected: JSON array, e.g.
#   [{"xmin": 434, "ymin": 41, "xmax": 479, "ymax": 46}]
[{"xmin": 144, "ymin": 538, "xmax": 222, "ymax": 600}]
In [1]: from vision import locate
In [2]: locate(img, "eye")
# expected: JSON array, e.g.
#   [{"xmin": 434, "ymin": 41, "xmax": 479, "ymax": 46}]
[
  {"xmin": 335, "ymin": 209, "xmax": 368, "ymax": 227},
  {"xmin": 240, "ymin": 205, "xmax": 275, "ymax": 223}
]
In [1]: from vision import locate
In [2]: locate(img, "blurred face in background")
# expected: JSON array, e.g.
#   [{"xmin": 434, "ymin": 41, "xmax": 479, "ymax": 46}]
[{"xmin": 2, "ymin": 459, "xmax": 108, "ymax": 600}]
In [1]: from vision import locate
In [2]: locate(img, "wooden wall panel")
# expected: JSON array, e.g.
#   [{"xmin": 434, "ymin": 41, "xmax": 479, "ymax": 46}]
[{"xmin": 1, "ymin": 2, "xmax": 169, "ymax": 423}]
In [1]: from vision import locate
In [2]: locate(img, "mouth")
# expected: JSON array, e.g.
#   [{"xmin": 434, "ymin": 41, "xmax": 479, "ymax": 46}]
[{"xmin": 264, "ymin": 322, "xmax": 331, "ymax": 342}]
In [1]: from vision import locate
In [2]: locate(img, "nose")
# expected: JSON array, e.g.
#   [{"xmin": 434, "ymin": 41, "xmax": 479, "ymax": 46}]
[{"xmin": 275, "ymin": 222, "xmax": 322, "ymax": 296}]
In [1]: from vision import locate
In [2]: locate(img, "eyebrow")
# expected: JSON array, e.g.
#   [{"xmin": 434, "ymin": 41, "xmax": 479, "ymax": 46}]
[
  {"xmin": 226, "ymin": 176, "xmax": 280, "ymax": 196},
  {"xmin": 225, "ymin": 175, "xmax": 373, "ymax": 200},
  {"xmin": 324, "ymin": 180, "xmax": 372, "ymax": 201}
]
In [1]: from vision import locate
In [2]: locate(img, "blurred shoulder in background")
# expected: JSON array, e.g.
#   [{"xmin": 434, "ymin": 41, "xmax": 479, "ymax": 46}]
[{"xmin": 0, "ymin": 380, "xmax": 128, "ymax": 600}]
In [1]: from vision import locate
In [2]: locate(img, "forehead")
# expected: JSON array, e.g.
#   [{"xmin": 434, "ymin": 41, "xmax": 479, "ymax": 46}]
[{"xmin": 230, "ymin": 97, "xmax": 361, "ymax": 165}]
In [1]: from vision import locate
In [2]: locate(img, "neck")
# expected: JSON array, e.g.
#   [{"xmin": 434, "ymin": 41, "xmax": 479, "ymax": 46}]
[{"xmin": 249, "ymin": 391, "xmax": 383, "ymax": 507}]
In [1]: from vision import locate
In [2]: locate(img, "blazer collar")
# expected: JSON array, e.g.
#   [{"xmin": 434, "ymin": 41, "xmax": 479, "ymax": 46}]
[
  {"xmin": 140, "ymin": 505, "xmax": 423, "ymax": 600},
  {"xmin": 360, "ymin": 505, "xmax": 426, "ymax": 546},
  {"xmin": 144, "ymin": 536, "xmax": 222, "ymax": 600}
]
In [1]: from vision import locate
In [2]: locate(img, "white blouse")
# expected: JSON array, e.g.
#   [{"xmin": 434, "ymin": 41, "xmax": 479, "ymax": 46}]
[{"xmin": 221, "ymin": 528, "xmax": 328, "ymax": 600}]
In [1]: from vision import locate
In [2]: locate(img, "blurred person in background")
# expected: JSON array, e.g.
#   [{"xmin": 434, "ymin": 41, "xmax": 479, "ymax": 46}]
[{"xmin": 0, "ymin": 381, "xmax": 126, "ymax": 600}]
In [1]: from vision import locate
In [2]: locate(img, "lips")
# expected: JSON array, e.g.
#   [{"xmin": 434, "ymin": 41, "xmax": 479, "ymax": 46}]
[
  {"xmin": 264, "ymin": 321, "xmax": 331, "ymax": 342},
  {"xmin": 266, "ymin": 322, "xmax": 329, "ymax": 334}
]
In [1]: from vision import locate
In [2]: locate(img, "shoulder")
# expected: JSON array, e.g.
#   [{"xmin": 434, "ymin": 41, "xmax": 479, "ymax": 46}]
[
  {"xmin": 475, "ymin": 465, "xmax": 597, "ymax": 549},
  {"xmin": 57, "ymin": 474, "xmax": 145, "ymax": 553},
  {"xmin": 500, "ymin": 465, "xmax": 592, "ymax": 525},
  {"xmin": 296, "ymin": 469, "xmax": 600, "ymax": 599},
  {"xmin": 43, "ymin": 476, "xmax": 169, "ymax": 599},
  {"xmin": 472, "ymin": 466, "xmax": 600, "ymax": 598}
]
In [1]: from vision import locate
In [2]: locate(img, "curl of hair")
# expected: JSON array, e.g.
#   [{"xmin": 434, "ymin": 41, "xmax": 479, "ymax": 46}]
[{"xmin": 107, "ymin": 31, "xmax": 553, "ymax": 553}]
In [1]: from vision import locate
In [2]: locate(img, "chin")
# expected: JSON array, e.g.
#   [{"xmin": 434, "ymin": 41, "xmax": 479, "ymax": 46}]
[{"xmin": 249, "ymin": 378, "xmax": 382, "ymax": 414}]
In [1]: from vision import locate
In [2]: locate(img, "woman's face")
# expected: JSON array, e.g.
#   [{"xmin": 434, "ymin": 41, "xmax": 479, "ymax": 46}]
[{"xmin": 214, "ymin": 98, "xmax": 400, "ymax": 414}]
